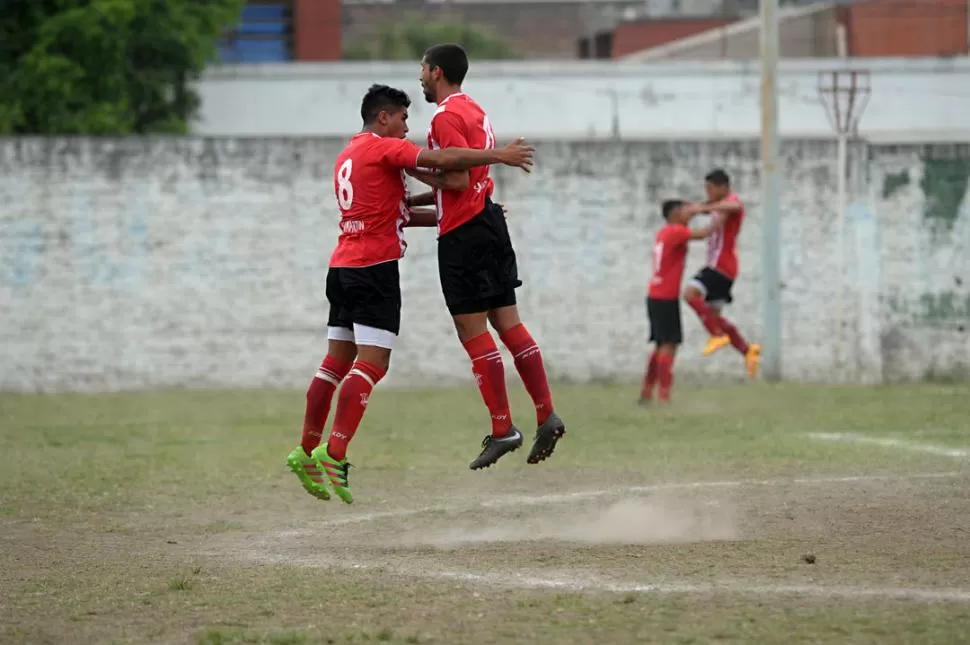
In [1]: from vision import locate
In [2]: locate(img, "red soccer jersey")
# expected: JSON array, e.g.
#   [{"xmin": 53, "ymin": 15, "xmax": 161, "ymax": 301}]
[
  {"xmin": 329, "ymin": 133, "xmax": 423, "ymax": 268},
  {"xmin": 706, "ymin": 192, "xmax": 745, "ymax": 280},
  {"xmin": 648, "ymin": 224, "xmax": 692, "ymax": 300},
  {"xmin": 426, "ymin": 93, "xmax": 495, "ymax": 237}
]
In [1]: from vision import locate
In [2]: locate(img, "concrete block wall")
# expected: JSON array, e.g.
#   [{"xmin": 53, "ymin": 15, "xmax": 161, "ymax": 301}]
[{"xmin": 1, "ymin": 138, "xmax": 967, "ymax": 392}]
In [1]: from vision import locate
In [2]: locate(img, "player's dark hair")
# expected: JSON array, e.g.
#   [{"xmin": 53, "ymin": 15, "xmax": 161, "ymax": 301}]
[
  {"xmin": 662, "ymin": 199, "xmax": 684, "ymax": 220},
  {"xmin": 360, "ymin": 84, "xmax": 411, "ymax": 125},
  {"xmin": 423, "ymin": 44, "xmax": 469, "ymax": 86},
  {"xmin": 705, "ymin": 169, "xmax": 731, "ymax": 186}
]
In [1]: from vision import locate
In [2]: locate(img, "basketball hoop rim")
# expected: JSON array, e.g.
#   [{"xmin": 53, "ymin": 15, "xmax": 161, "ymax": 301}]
[{"xmin": 817, "ymin": 70, "xmax": 872, "ymax": 137}]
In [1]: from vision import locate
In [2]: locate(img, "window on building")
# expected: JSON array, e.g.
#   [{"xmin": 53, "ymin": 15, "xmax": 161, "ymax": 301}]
[
  {"xmin": 218, "ymin": 2, "xmax": 293, "ymax": 63},
  {"xmin": 578, "ymin": 31, "xmax": 614, "ymax": 59}
]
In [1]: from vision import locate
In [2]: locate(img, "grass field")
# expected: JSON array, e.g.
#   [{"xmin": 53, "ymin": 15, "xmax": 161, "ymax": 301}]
[{"xmin": 2, "ymin": 382, "xmax": 970, "ymax": 644}]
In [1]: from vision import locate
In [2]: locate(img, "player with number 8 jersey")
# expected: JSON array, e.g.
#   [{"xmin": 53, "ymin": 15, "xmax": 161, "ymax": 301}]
[
  {"xmin": 285, "ymin": 84, "xmax": 536, "ymax": 506},
  {"xmin": 409, "ymin": 44, "xmax": 567, "ymax": 472}
]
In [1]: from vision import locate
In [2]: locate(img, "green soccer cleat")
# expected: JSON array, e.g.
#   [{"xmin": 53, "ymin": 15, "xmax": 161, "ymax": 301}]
[
  {"xmin": 312, "ymin": 443, "xmax": 354, "ymax": 504},
  {"xmin": 286, "ymin": 447, "xmax": 331, "ymax": 501}
]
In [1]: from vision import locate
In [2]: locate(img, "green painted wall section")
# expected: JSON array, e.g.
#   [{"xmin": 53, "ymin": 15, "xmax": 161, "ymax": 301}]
[
  {"xmin": 888, "ymin": 291, "xmax": 970, "ymax": 328},
  {"xmin": 878, "ymin": 159, "xmax": 970, "ymax": 229},
  {"xmin": 920, "ymin": 159, "xmax": 970, "ymax": 229}
]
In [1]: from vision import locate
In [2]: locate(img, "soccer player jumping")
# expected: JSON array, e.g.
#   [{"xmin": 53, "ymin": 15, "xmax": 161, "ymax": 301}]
[
  {"xmin": 642, "ymin": 200, "xmax": 723, "ymax": 404},
  {"xmin": 681, "ymin": 169, "xmax": 761, "ymax": 379},
  {"xmin": 407, "ymin": 44, "xmax": 566, "ymax": 470},
  {"xmin": 287, "ymin": 84, "xmax": 535, "ymax": 503}
]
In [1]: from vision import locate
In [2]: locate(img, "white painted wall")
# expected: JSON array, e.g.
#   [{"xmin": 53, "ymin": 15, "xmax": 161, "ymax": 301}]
[
  {"xmin": 2, "ymin": 138, "xmax": 967, "ymax": 392},
  {"xmin": 196, "ymin": 58, "xmax": 970, "ymax": 141}
]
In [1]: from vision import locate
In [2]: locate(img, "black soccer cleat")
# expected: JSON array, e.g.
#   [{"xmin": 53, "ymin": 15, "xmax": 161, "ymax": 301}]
[
  {"xmin": 527, "ymin": 412, "xmax": 566, "ymax": 464},
  {"xmin": 469, "ymin": 427, "xmax": 524, "ymax": 470}
]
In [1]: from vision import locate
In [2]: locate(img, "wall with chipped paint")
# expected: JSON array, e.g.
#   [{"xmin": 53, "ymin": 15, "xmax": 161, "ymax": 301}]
[
  {"xmin": 868, "ymin": 144, "xmax": 970, "ymax": 381},
  {"xmin": 1, "ymin": 137, "xmax": 967, "ymax": 393},
  {"xmin": 196, "ymin": 58, "xmax": 970, "ymax": 141}
]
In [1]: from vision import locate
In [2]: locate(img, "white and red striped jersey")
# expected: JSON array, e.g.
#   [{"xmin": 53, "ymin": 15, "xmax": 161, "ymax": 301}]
[{"xmin": 705, "ymin": 192, "xmax": 745, "ymax": 279}]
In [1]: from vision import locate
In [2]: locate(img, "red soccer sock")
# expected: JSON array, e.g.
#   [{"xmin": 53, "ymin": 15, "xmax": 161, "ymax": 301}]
[
  {"xmin": 499, "ymin": 324, "xmax": 554, "ymax": 426},
  {"xmin": 717, "ymin": 316, "xmax": 750, "ymax": 355},
  {"xmin": 687, "ymin": 295, "xmax": 724, "ymax": 337},
  {"xmin": 326, "ymin": 360, "xmax": 386, "ymax": 461},
  {"xmin": 657, "ymin": 353, "xmax": 675, "ymax": 401},
  {"xmin": 642, "ymin": 351, "xmax": 659, "ymax": 399},
  {"xmin": 301, "ymin": 355, "xmax": 353, "ymax": 456},
  {"xmin": 462, "ymin": 331, "xmax": 513, "ymax": 437}
]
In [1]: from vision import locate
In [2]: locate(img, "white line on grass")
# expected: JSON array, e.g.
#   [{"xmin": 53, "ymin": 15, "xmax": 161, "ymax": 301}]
[
  {"xmin": 317, "ymin": 471, "xmax": 964, "ymax": 527},
  {"xmin": 342, "ymin": 563, "xmax": 970, "ymax": 603},
  {"xmin": 807, "ymin": 432, "xmax": 970, "ymax": 458}
]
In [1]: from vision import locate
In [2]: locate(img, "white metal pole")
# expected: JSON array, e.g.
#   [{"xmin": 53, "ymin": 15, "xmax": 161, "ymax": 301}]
[
  {"xmin": 760, "ymin": 0, "xmax": 782, "ymax": 382},
  {"xmin": 833, "ymin": 28, "xmax": 849, "ymax": 381},
  {"xmin": 835, "ymin": 132, "xmax": 847, "ymax": 379}
]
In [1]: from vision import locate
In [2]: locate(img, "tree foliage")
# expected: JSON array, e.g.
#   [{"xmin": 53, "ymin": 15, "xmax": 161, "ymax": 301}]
[
  {"xmin": 344, "ymin": 17, "xmax": 519, "ymax": 61},
  {"xmin": 0, "ymin": 0, "xmax": 244, "ymax": 135}
]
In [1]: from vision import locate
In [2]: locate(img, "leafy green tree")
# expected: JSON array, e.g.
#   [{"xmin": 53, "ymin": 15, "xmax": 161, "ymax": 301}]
[
  {"xmin": 345, "ymin": 17, "xmax": 519, "ymax": 61},
  {"xmin": 0, "ymin": 0, "xmax": 244, "ymax": 134}
]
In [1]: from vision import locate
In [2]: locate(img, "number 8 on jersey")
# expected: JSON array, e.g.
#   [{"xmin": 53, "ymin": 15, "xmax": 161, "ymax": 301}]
[{"xmin": 337, "ymin": 159, "xmax": 354, "ymax": 211}]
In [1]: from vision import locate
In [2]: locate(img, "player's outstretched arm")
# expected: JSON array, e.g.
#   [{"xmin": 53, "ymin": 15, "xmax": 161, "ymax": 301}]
[
  {"xmin": 705, "ymin": 199, "xmax": 742, "ymax": 213},
  {"xmin": 689, "ymin": 215, "xmax": 728, "ymax": 240},
  {"xmin": 688, "ymin": 199, "xmax": 742, "ymax": 215},
  {"xmin": 676, "ymin": 201, "xmax": 729, "ymax": 240},
  {"xmin": 689, "ymin": 225, "xmax": 716, "ymax": 240},
  {"xmin": 415, "ymin": 138, "xmax": 535, "ymax": 173}
]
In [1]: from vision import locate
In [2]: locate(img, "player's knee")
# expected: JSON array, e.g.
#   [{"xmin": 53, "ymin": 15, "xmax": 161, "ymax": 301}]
[
  {"xmin": 452, "ymin": 313, "xmax": 488, "ymax": 342},
  {"xmin": 327, "ymin": 339, "xmax": 358, "ymax": 363},
  {"xmin": 487, "ymin": 305, "xmax": 521, "ymax": 334},
  {"xmin": 356, "ymin": 345, "xmax": 392, "ymax": 371},
  {"xmin": 683, "ymin": 286, "xmax": 701, "ymax": 302}
]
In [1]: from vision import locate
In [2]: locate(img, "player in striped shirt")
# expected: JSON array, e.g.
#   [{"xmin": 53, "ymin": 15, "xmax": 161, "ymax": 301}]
[{"xmin": 682, "ymin": 169, "xmax": 761, "ymax": 379}]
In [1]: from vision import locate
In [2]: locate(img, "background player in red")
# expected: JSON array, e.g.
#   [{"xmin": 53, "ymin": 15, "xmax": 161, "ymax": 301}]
[
  {"xmin": 406, "ymin": 43, "xmax": 566, "ymax": 471},
  {"xmin": 642, "ymin": 200, "xmax": 722, "ymax": 404},
  {"xmin": 681, "ymin": 169, "xmax": 761, "ymax": 379},
  {"xmin": 286, "ymin": 84, "xmax": 535, "ymax": 504}
]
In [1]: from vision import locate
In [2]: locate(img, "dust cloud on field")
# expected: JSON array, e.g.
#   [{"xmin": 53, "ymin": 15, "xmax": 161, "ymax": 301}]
[{"xmin": 376, "ymin": 494, "xmax": 738, "ymax": 549}]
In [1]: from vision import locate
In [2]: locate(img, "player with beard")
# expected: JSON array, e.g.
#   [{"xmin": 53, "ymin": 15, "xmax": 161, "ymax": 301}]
[{"xmin": 406, "ymin": 44, "xmax": 566, "ymax": 470}]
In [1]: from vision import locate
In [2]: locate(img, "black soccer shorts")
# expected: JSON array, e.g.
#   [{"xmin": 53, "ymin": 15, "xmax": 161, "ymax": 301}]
[
  {"xmin": 647, "ymin": 297, "xmax": 683, "ymax": 345},
  {"xmin": 689, "ymin": 267, "xmax": 734, "ymax": 306},
  {"xmin": 326, "ymin": 260, "xmax": 402, "ymax": 335},
  {"xmin": 436, "ymin": 199, "xmax": 522, "ymax": 316}
]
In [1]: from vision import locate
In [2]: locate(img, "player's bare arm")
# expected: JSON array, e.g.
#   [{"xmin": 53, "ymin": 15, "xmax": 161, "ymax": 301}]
[
  {"xmin": 404, "ymin": 207, "xmax": 437, "ymax": 227},
  {"xmin": 406, "ymin": 167, "xmax": 469, "ymax": 191},
  {"xmin": 405, "ymin": 193, "xmax": 509, "ymax": 219},
  {"xmin": 689, "ymin": 221, "xmax": 721, "ymax": 240},
  {"xmin": 688, "ymin": 207, "xmax": 729, "ymax": 239},
  {"xmin": 687, "ymin": 199, "xmax": 742, "ymax": 215},
  {"xmin": 407, "ymin": 191, "xmax": 435, "ymax": 208},
  {"xmin": 415, "ymin": 138, "xmax": 534, "ymax": 173},
  {"xmin": 407, "ymin": 137, "xmax": 534, "ymax": 192}
]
